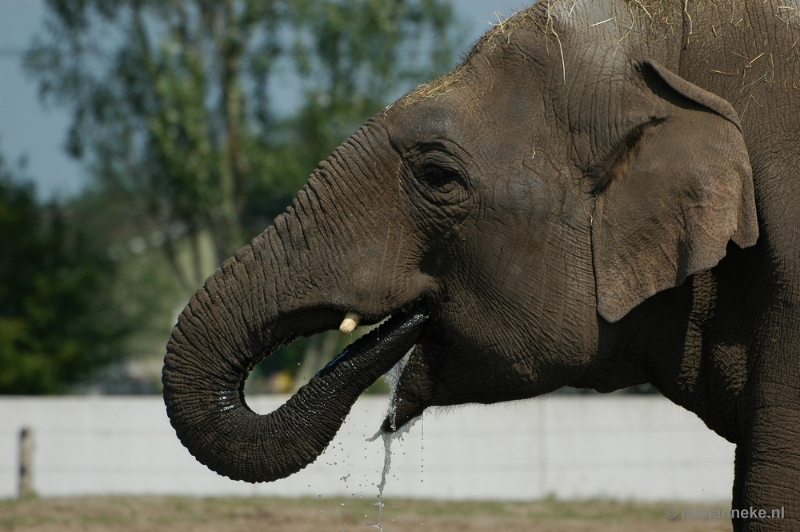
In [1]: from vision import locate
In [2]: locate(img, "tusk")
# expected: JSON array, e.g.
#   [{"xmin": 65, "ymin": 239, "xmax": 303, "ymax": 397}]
[{"xmin": 339, "ymin": 312, "xmax": 361, "ymax": 335}]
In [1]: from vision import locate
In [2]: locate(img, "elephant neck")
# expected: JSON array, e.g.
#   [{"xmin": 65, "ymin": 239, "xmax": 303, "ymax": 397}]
[{"xmin": 586, "ymin": 268, "xmax": 750, "ymax": 443}]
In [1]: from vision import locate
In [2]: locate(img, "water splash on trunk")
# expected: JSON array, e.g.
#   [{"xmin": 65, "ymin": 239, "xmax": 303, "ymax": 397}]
[{"xmin": 384, "ymin": 347, "xmax": 414, "ymax": 430}]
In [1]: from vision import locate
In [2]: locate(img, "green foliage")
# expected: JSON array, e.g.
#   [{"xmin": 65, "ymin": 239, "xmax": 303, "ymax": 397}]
[
  {"xmin": 25, "ymin": 0, "xmax": 461, "ymax": 290},
  {"xmin": 22, "ymin": 0, "xmax": 462, "ymax": 390},
  {"xmin": 282, "ymin": 0, "xmax": 459, "ymax": 161},
  {"xmin": 0, "ymin": 155, "xmax": 129, "ymax": 393}
]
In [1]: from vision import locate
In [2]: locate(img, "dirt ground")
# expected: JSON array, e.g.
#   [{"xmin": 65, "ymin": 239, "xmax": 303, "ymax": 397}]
[{"xmin": 0, "ymin": 496, "xmax": 734, "ymax": 532}]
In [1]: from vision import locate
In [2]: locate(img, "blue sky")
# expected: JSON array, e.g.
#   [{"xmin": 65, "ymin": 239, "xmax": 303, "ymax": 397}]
[{"xmin": 0, "ymin": 0, "xmax": 526, "ymax": 200}]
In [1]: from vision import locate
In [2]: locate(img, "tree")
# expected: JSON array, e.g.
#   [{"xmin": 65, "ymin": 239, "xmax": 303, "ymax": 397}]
[
  {"xmin": 23, "ymin": 0, "xmax": 462, "ymax": 390},
  {"xmin": 0, "ymin": 152, "xmax": 130, "ymax": 393},
  {"xmin": 25, "ymin": 0, "xmax": 460, "ymax": 292}
]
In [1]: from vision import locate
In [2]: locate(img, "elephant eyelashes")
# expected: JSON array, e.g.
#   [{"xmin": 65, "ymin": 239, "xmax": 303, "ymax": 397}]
[
  {"xmin": 591, "ymin": 117, "xmax": 665, "ymax": 194},
  {"xmin": 408, "ymin": 151, "xmax": 468, "ymax": 204},
  {"xmin": 418, "ymin": 166, "xmax": 462, "ymax": 192}
]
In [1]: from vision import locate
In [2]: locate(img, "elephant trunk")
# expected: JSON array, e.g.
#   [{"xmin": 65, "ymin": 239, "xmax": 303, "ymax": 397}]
[
  {"xmin": 163, "ymin": 220, "xmax": 427, "ymax": 482},
  {"xmin": 163, "ymin": 123, "xmax": 427, "ymax": 482},
  {"xmin": 162, "ymin": 203, "xmax": 426, "ymax": 481}
]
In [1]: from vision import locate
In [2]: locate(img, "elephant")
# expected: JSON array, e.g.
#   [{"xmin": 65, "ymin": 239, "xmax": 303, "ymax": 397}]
[{"xmin": 163, "ymin": 1, "xmax": 800, "ymax": 529}]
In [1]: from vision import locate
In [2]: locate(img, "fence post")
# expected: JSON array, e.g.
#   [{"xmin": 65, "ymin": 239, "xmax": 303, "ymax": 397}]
[{"xmin": 19, "ymin": 427, "xmax": 34, "ymax": 498}]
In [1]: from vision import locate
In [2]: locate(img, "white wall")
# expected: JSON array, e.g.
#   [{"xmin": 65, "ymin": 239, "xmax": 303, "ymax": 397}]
[{"xmin": 0, "ymin": 395, "xmax": 734, "ymax": 501}]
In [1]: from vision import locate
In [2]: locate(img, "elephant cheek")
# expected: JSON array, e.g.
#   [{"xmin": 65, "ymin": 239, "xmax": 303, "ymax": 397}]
[{"xmin": 382, "ymin": 344, "xmax": 436, "ymax": 432}]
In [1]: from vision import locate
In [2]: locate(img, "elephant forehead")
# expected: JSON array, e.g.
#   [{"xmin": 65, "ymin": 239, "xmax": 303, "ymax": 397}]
[{"xmin": 385, "ymin": 100, "xmax": 471, "ymax": 153}]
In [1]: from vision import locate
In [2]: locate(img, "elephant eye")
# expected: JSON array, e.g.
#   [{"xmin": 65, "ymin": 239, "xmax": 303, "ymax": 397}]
[
  {"xmin": 408, "ymin": 150, "xmax": 469, "ymax": 206},
  {"xmin": 418, "ymin": 165, "xmax": 461, "ymax": 192}
]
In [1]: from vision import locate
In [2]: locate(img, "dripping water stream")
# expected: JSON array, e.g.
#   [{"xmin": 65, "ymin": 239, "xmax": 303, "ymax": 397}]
[
  {"xmin": 370, "ymin": 433, "xmax": 392, "ymax": 531},
  {"xmin": 365, "ymin": 346, "xmax": 416, "ymax": 531}
]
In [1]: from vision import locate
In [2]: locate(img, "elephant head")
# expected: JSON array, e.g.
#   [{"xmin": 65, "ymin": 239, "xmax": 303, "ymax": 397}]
[{"xmin": 163, "ymin": 1, "xmax": 758, "ymax": 483}]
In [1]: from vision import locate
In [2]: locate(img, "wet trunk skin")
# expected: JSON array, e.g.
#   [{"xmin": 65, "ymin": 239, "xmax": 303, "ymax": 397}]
[
  {"xmin": 164, "ymin": 2, "xmax": 799, "ymax": 530},
  {"xmin": 164, "ymin": 303, "xmax": 427, "ymax": 482}
]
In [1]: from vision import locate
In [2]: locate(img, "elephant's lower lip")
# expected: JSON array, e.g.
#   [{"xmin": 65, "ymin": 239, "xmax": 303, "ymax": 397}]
[{"xmin": 315, "ymin": 304, "xmax": 429, "ymax": 380}]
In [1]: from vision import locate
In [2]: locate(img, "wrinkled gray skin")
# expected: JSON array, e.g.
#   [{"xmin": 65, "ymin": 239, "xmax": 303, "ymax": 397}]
[{"xmin": 163, "ymin": 1, "xmax": 800, "ymax": 529}]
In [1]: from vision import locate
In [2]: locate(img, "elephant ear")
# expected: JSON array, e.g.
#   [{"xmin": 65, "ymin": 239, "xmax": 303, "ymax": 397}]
[{"xmin": 592, "ymin": 60, "xmax": 759, "ymax": 323}]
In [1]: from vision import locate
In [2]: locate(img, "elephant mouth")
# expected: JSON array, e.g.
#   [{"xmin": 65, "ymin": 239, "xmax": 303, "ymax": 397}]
[
  {"xmin": 379, "ymin": 351, "xmax": 433, "ymax": 434},
  {"xmin": 316, "ymin": 302, "xmax": 429, "ymax": 379},
  {"xmin": 311, "ymin": 301, "xmax": 434, "ymax": 435},
  {"xmin": 374, "ymin": 317, "xmax": 438, "ymax": 434}
]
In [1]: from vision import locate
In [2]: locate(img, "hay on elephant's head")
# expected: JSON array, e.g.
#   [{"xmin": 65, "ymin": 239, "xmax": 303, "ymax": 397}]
[
  {"xmin": 398, "ymin": 64, "xmax": 467, "ymax": 107},
  {"xmin": 396, "ymin": 0, "xmax": 678, "ymax": 109},
  {"xmin": 398, "ymin": 8, "xmax": 542, "ymax": 108}
]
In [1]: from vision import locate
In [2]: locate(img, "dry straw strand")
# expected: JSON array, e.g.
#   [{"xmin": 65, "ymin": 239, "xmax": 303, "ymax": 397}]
[{"xmin": 400, "ymin": 7, "xmax": 542, "ymax": 107}]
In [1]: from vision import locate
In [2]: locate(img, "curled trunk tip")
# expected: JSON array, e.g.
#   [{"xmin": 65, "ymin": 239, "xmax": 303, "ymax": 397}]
[{"xmin": 163, "ymin": 298, "xmax": 428, "ymax": 482}]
